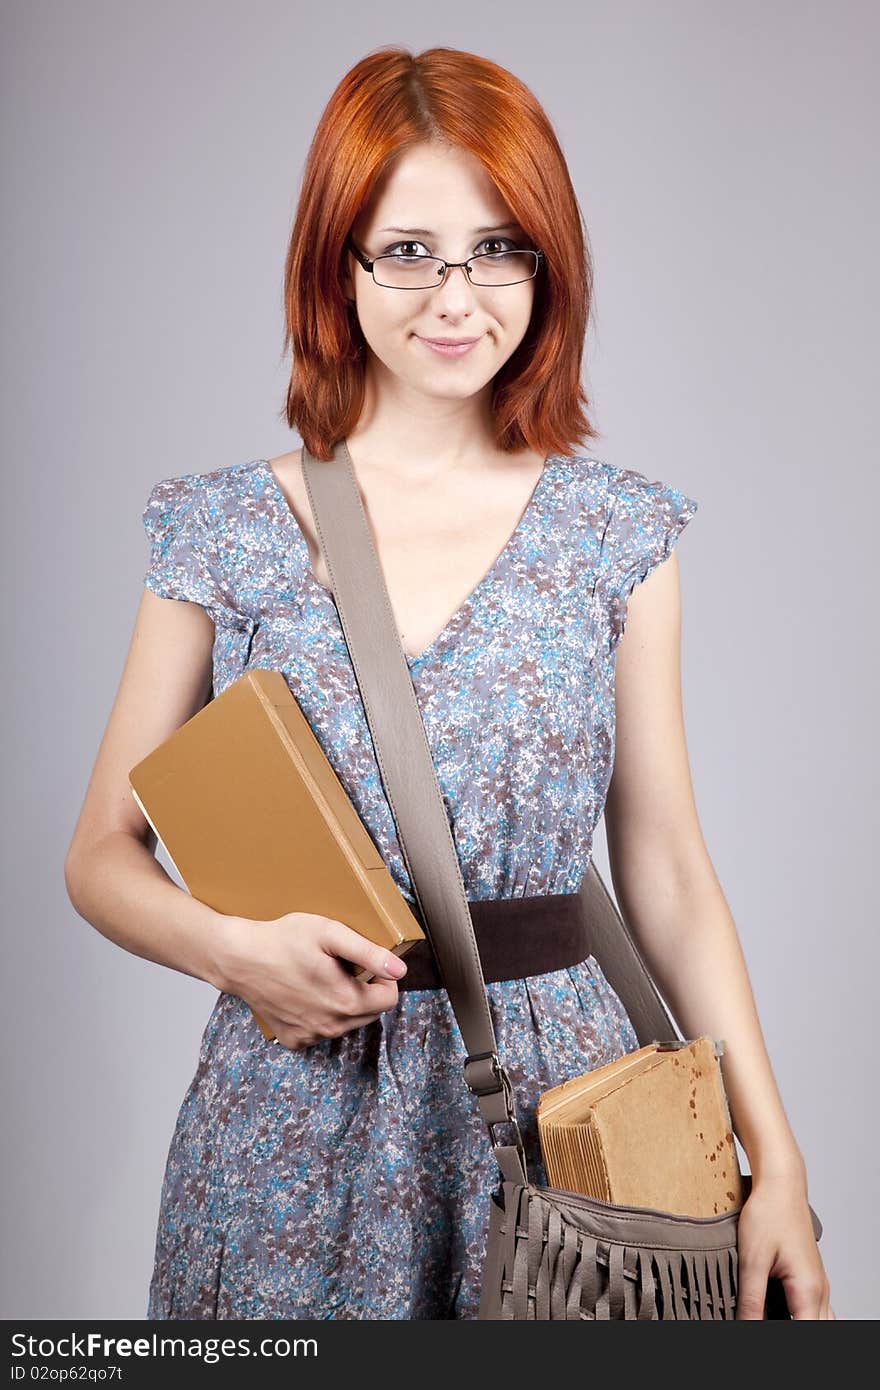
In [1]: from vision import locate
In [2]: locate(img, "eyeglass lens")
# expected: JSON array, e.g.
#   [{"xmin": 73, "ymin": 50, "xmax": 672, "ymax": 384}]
[{"xmin": 372, "ymin": 250, "xmax": 539, "ymax": 288}]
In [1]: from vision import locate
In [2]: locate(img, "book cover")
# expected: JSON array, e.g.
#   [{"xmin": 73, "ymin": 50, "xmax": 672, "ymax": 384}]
[{"xmin": 129, "ymin": 668, "xmax": 427, "ymax": 1039}]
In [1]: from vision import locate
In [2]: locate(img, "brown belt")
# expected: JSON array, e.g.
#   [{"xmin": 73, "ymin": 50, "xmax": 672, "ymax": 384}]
[{"xmin": 396, "ymin": 891, "xmax": 593, "ymax": 991}]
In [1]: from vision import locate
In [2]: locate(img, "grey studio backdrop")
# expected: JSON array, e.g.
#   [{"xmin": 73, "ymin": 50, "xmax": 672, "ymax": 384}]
[{"xmin": 2, "ymin": 1, "xmax": 876, "ymax": 1320}]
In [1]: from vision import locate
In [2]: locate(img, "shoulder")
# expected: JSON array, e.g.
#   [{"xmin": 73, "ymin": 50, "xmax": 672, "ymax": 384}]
[
  {"xmin": 145, "ymin": 458, "xmax": 265, "ymax": 507},
  {"xmin": 560, "ymin": 455, "xmax": 699, "ymax": 652},
  {"xmin": 559, "ymin": 451, "xmax": 695, "ymax": 506},
  {"xmin": 140, "ymin": 460, "xmax": 271, "ymax": 629},
  {"xmin": 546, "ymin": 452, "xmax": 644, "ymax": 549},
  {"xmin": 557, "ymin": 451, "xmax": 698, "ymax": 540},
  {"xmin": 550, "ymin": 452, "xmax": 638, "ymax": 525},
  {"xmin": 143, "ymin": 458, "xmax": 268, "ymax": 535}
]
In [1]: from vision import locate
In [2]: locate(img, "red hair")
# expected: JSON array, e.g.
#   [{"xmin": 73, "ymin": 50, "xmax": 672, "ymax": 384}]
[{"xmin": 280, "ymin": 45, "xmax": 599, "ymax": 460}]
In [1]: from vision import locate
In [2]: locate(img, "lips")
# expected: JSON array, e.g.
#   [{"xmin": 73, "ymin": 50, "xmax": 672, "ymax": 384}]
[
  {"xmin": 419, "ymin": 336, "xmax": 480, "ymax": 346},
  {"xmin": 417, "ymin": 335, "xmax": 481, "ymax": 357}
]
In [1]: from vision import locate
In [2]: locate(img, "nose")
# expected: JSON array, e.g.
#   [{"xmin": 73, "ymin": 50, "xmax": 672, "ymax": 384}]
[{"xmin": 432, "ymin": 261, "xmax": 479, "ymax": 312}]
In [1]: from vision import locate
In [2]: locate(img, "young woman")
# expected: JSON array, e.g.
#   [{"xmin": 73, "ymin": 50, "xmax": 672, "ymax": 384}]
[{"xmin": 65, "ymin": 45, "xmax": 833, "ymax": 1320}]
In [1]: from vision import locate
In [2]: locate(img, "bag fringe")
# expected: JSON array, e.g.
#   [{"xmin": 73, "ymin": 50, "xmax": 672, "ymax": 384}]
[{"xmin": 496, "ymin": 1186, "xmax": 739, "ymax": 1319}]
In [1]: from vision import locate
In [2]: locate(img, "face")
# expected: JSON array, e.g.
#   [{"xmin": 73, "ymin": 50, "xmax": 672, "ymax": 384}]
[{"xmin": 343, "ymin": 141, "xmax": 538, "ymax": 402}]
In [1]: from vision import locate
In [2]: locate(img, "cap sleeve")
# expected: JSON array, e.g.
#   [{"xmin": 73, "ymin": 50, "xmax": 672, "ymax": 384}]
[
  {"xmin": 598, "ymin": 467, "xmax": 699, "ymax": 654},
  {"xmin": 142, "ymin": 472, "xmax": 242, "ymax": 631}
]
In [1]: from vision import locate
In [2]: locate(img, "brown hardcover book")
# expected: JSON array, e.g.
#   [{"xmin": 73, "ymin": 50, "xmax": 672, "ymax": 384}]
[
  {"xmin": 128, "ymin": 668, "xmax": 426, "ymax": 1040},
  {"xmin": 537, "ymin": 1036, "xmax": 744, "ymax": 1217}
]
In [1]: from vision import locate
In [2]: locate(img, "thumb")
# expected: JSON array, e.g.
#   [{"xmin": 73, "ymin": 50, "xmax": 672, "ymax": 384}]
[{"xmin": 322, "ymin": 918, "xmax": 408, "ymax": 980}]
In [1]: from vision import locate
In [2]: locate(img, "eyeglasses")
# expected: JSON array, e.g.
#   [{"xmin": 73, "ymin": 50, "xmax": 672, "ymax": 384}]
[{"xmin": 346, "ymin": 235, "xmax": 545, "ymax": 289}]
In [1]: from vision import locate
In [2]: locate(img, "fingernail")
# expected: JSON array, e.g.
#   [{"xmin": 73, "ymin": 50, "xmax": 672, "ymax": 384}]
[{"xmin": 385, "ymin": 956, "xmax": 407, "ymax": 976}]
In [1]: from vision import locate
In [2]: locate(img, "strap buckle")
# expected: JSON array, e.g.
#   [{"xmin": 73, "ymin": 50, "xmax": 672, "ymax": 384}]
[
  {"xmin": 486, "ymin": 1115, "xmax": 523, "ymax": 1149},
  {"xmin": 465, "ymin": 1052, "xmax": 529, "ymax": 1185},
  {"xmin": 464, "ymin": 1050, "xmax": 505, "ymax": 1097}
]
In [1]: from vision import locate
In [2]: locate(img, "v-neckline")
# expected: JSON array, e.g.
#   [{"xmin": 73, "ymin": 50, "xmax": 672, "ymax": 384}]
[{"xmin": 256, "ymin": 451, "xmax": 557, "ymax": 670}]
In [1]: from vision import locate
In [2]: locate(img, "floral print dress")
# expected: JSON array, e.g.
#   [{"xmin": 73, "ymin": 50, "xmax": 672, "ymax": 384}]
[{"xmin": 140, "ymin": 450, "xmax": 698, "ymax": 1319}]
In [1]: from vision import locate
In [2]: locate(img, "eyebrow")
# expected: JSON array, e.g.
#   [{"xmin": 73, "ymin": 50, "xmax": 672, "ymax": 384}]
[{"xmin": 376, "ymin": 223, "xmax": 522, "ymax": 237}]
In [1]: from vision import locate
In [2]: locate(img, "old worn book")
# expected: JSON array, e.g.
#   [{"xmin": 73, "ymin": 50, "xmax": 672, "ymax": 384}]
[
  {"xmin": 128, "ymin": 668, "xmax": 426, "ymax": 1040},
  {"xmin": 537, "ymin": 1036, "xmax": 744, "ymax": 1217}
]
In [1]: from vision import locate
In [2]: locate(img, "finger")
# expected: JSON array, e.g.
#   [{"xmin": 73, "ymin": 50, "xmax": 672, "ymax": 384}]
[
  {"xmin": 354, "ymin": 974, "xmax": 401, "ymax": 1000},
  {"xmin": 783, "ymin": 1279, "xmax": 824, "ymax": 1320},
  {"xmin": 271, "ymin": 1029, "xmax": 308, "ymax": 1051},
  {"xmin": 735, "ymin": 1268, "xmax": 770, "ymax": 1319},
  {"xmin": 318, "ymin": 968, "xmax": 401, "ymax": 1019},
  {"xmin": 322, "ymin": 919, "xmax": 408, "ymax": 981},
  {"xmin": 343, "ymin": 974, "xmax": 402, "ymax": 1017},
  {"xmin": 328, "ymin": 1009, "xmax": 389, "ymax": 1036}
]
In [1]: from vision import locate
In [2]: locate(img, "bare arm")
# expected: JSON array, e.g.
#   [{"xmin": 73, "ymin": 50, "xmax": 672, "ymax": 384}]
[
  {"xmin": 64, "ymin": 590, "xmax": 236, "ymax": 988},
  {"xmin": 604, "ymin": 552, "xmax": 806, "ymax": 1186}
]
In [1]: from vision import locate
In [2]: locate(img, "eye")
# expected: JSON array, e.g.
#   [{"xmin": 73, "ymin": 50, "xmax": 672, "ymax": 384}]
[
  {"xmin": 380, "ymin": 236, "xmax": 523, "ymax": 259},
  {"xmin": 476, "ymin": 236, "xmax": 519, "ymax": 255},
  {"xmin": 382, "ymin": 240, "xmax": 431, "ymax": 258}
]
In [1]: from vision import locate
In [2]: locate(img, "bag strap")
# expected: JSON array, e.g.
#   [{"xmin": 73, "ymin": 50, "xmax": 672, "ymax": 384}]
[{"xmin": 301, "ymin": 439, "xmax": 679, "ymax": 1186}]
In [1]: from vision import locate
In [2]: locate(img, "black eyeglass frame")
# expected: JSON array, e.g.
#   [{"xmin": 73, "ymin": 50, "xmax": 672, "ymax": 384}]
[{"xmin": 345, "ymin": 234, "xmax": 546, "ymax": 288}]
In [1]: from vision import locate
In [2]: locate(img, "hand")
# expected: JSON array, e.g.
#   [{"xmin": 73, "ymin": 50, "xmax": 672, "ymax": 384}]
[
  {"xmin": 215, "ymin": 910, "xmax": 409, "ymax": 1049},
  {"xmin": 735, "ymin": 1173, "xmax": 835, "ymax": 1319}
]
